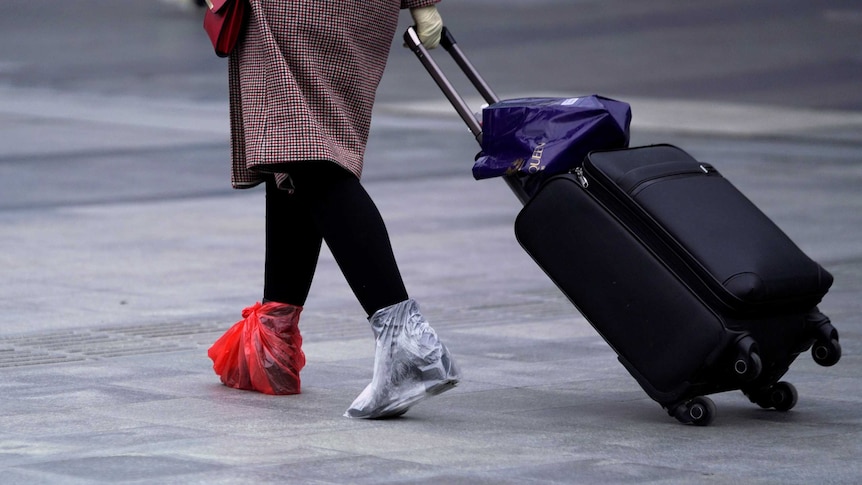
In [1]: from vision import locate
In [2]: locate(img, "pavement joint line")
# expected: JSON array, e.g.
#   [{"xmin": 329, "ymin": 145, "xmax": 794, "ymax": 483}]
[
  {"xmin": 3, "ymin": 84, "xmax": 862, "ymax": 142},
  {"xmin": 377, "ymin": 94, "xmax": 862, "ymax": 141},
  {"xmin": 0, "ymin": 295, "xmax": 581, "ymax": 369},
  {"xmin": 0, "ymin": 141, "xmax": 227, "ymax": 165},
  {"xmin": 0, "ymin": 85, "xmax": 228, "ymax": 135}
]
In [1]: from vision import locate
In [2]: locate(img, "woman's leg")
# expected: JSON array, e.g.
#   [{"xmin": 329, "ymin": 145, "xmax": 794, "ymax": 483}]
[
  {"xmin": 278, "ymin": 162, "xmax": 458, "ymax": 418},
  {"xmin": 209, "ymin": 178, "xmax": 315, "ymax": 395},
  {"xmin": 263, "ymin": 177, "xmax": 322, "ymax": 306},
  {"xmin": 288, "ymin": 163, "xmax": 408, "ymax": 317}
]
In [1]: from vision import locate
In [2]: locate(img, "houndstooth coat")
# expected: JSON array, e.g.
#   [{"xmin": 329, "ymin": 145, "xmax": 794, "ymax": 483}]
[{"xmin": 228, "ymin": 0, "xmax": 440, "ymax": 190}]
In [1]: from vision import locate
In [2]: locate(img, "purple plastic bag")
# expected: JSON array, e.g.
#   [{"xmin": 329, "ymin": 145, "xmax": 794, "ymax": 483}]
[{"xmin": 473, "ymin": 95, "xmax": 631, "ymax": 183}]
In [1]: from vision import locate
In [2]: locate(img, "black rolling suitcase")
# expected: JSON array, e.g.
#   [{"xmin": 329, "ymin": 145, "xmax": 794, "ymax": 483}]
[
  {"xmin": 515, "ymin": 148, "xmax": 841, "ymax": 424},
  {"xmin": 404, "ymin": 27, "xmax": 841, "ymax": 425}
]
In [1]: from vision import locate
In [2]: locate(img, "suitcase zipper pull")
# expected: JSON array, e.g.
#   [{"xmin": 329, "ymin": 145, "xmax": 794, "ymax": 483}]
[{"xmin": 574, "ymin": 167, "xmax": 589, "ymax": 188}]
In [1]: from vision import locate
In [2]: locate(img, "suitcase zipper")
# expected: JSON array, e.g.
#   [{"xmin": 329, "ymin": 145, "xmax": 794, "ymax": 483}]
[{"xmin": 574, "ymin": 167, "xmax": 589, "ymax": 188}]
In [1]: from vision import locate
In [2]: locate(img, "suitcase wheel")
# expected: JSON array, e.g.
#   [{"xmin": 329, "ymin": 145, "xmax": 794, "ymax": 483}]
[
  {"xmin": 811, "ymin": 338, "xmax": 841, "ymax": 367},
  {"xmin": 746, "ymin": 381, "xmax": 798, "ymax": 412},
  {"xmin": 671, "ymin": 396, "xmax": 717, "ymax": 426},
  {"xmin": 733, "ymin": 336, "xmax": 763, "ymax": 381},
  {"xmin": 809, "ymin": 311, "xmax": 841, "ymax": 367}
]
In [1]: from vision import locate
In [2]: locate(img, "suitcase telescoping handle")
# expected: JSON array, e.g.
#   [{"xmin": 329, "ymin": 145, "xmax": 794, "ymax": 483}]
[
  {"xmin": 439, "ymin": 28, "xmax": 501, "ymax": 107},
  {"xmin": 404, "ymin": 26, "xmax": 529, "ymax": 204},
  {"xmin": 403, "ymin": 26, "xmax": 488, "ymax": 142}
]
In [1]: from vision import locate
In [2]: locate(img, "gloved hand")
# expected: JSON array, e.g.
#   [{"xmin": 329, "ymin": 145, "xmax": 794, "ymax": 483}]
[{"xmin": 410, "ymin": 5, "xmax": 443, "ymax": 49}]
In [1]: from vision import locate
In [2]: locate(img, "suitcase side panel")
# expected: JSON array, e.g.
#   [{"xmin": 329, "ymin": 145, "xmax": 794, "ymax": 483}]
[{"xmin": 514, "ymin": 175, "xmax": 727, "ymax": 395}]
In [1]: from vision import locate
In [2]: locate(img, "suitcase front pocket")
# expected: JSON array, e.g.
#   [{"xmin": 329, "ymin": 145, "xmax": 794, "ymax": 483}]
[{"xmin": 585, "ymin": 144, "xmax": 831, "ymax": 312}]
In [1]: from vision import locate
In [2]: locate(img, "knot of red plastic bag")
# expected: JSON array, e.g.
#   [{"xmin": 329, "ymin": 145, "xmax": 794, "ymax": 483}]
[{"xmin": 241, "ymin": 301, "xmax": 263, "ymax": 319}]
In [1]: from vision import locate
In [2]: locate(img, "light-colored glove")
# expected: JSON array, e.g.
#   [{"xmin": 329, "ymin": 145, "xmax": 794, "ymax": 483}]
[{"xmin": 410, "ymin": 5, "xmax": 443, "ymax": 49}]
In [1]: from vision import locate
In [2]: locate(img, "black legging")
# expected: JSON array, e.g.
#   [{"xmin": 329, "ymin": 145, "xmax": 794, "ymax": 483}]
[{"xmin": 263, "ymin": 162, "xmax": 408, "ymax": 317}]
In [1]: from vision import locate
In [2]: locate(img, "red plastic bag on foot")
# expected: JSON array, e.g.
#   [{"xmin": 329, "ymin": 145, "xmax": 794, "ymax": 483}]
[{"xmin": 208, "ymin": 302, "xmax": 306, "ymax": 395}]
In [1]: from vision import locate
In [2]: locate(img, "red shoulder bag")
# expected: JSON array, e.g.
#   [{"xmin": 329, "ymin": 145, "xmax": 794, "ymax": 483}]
[{"xmin": 203, "ymin": 0, "xmax": 248, "ymax": 58}]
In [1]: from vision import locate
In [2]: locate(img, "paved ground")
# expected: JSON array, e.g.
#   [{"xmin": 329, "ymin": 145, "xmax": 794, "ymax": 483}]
[{"xmin": 1, "ymin": 1, "xmax": 861, "ymax": 484}]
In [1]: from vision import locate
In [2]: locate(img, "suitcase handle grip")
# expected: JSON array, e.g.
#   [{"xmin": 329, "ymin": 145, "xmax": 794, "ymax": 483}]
[{"xmin": 404, "ymin": 26, "xmax": 530, "ymax": 204}]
